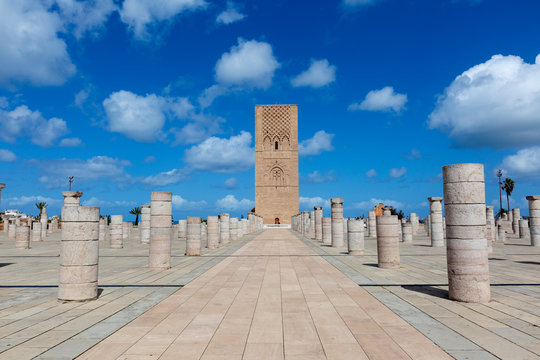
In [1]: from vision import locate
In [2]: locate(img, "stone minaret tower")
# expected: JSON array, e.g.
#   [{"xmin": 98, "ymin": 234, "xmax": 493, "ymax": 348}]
[{"xmin": 254, "ymin": 105, "xmax": 299, "ymax": 224}]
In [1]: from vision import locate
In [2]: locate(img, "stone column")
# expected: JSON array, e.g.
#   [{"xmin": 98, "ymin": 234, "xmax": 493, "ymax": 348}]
[
  {"xmin": 498, "ymin": 224, "xmax": 506, "ymax": 243},
  {"xmin": 8, "ymin": 220, "xmax": 16, "ymax": 241},
  {"xmin": 485, "ymin": 206, "xmax": 496, "ymax": 244},
  {"xmin": 347, "ymin": 218, "xmax": 364, "ymax": 255},
  {"xmin": 178, "ymin": 219, "xmax": 187, "ymax": 239},
  {"xmin": 512, "ymin": 208, "xmax": 520, "ymax": 234},
  {"xmin": 331, "ymin": 198, "xmax": 344, "ymax": 248},
  {"xmin": 425, "ymin": 215, "xmax": 431, "ymax": 236},
  {"xmin": 186, "ymin": 216, "xmax": 201, "ymax": 256},
  {"xmin": 343, "ymin": 217, "xmax": 348, "ymax": 244},
  {"xmin": 98, "ymin": 218, "xmax": 106, "ymax": 242},
  {"xmin": 309, "ymin": 211, "xmax": 315, "ymax": 239},
  {"xmin": 301, "ymin": 211, "xmax": 309, "ymax": 235},
  {"xmin": 428, "ymin": 197, "xmax": 444, "ymax": 247},
  {"xmin": 410, "ymin": 213, "xmax": 418, "ymax": 235},
  {"xmin": 219, "ymin": 213, "xmax": 230, "ymax": 244},
  {"xmin": 322, "ymin": 217, "xmax": 331, "ymax": 246},
  {"xmin": 110, "ymin": 215, "xmax": 123, "ymax": 249},
  {"xmin": 149, "ymin": 192, "xmax": 172, "ymax": 269},
  {"xmin": 247, "ymin": 213, "xmax": 254, "ymax": 234},
  {"xmin": 139, "ymin": 205, "xmax": 150, "ymax": 244},
  {"xmin": 200, "ymin": 222, "xmax": 207, "ymax": 248},
  {"xmin": 402, "ymin": 222, "xmax": 413, "ymax": 243},
  {"xmin": 527, "ymin": 196, "xmax": 540, "ymax": 246},
  {"xmin": 16, "ymin": 224, "xmax": 30, "ymax": 249},
  {"xmin": 376, "ymin": 207, "xmax": 400, "ymax": 269},
  {"xmin": 443, "ymin": 163, "xmax": 490, "ymax": 303},
  {"xmin": 314, "ymin": 206, "xmax": 323, "ymax": 241},
  {"xmin": 59, "ymin": 191, "xmax": 99, "ymax": 301},
  {"xmin": 518, "ymin": 219, "xmax": 528, "ymax": 239},
  {"xmin": 368, "ymin": 210, "xmax": 376, "ymax": 238},
  {"xmin": 0, "ymin": 183, "xmax": 4, "ymax": 212},
  {"xmin": 40, "ymin": 207, "xmax": 48, "ymax": 240},
  {"xmin": 230, "ymin": 217, "xmax": 239, "ymax": 241},
  {"xmin": 207, "ymin": 216, "xmax": 219, "ymax": 249},
  {"xmin": 32, "ymin": 221, "xmax": 42, "ymax": 242},
  {"xmin": 122, "ymin": 222, "xmax": 129, "ymax": 242}
]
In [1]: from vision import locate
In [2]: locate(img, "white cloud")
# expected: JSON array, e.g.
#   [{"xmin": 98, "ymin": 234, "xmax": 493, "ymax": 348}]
[
  {"xmin": 35, "ymin": 156, "xmax": 131, "ymax": 188},
  {"xmin": 215, "ymin": 38, "xmax": 280, "ymax": 89},
  {"xmin": 6, "ymin": 195, "xmax": 60, "ymax": 207},
  {"xmin": 402, "ymin": 148, "xmax": 422, "ymax": 160},
  {"xmin": 103, "ymin": 90, "xmax": 193, "ymax": 142},
  {"xmin": 299, "ymin": 196, "xmax": 330, "ymax": 210},
  {"xmin": 59, "ymin": 137, "xmax": 82, "ymax": 147},
  {"xmin": 499, "ymin": 146, "xmax": 540, "ymax": 179},
  {"xmin": 0, "ymin": 1, "xmax": 76, "ymax": 87},
  {"xmin": 172, "ymin": 195, "xmax": 207, "ymax": 209},
  {"xmin": 302, "ymin": 170, "xmax": 335, "ymax": 184},
  {"xmin": 0, "ymin": 149, "xmax": 16, "ymax": 162},
  {"xmin": 390, "ymin": 166, "xmax": 407, "ymax": 178},
  {"xmin": 353, "ymin": 198, "xmax": 405, "ymax": 210},
  {"xmin": 144, "ymin": 155, "xmax": 156, "ymax": 163},
  {"xmin": 216, "ymin": 1, "xmax": 246, "ymax": 25},
  {"xmin": 216, "ymin": 195, "xmax": 253, "ymax": 211},
  {"xmin": 119, "ymin": 0, "xmax": 207, "ymax": 40},
  {"xmin": 0, "ymin": 105, "xmax": 68, "ymax": 147},
  {"xmin": 184, "ymin": 131, "xmax": 254, "ymax": 173},
  {"xmin": 224, "ymin": 177, "xmax": 238, "ymax": 189},
  {"xmin": 365, "ymin": 169, "xmax": 377, "ymax": 178},
  {"xmin": 198, "ymin": 84, "xmax": 229, "ymax": 108},
  {"xmin": 140, "ymin": 168, "xmax": 188, "ymax": 186},
  {"xmin": 75, "ymin": 89, "xmax": 90, "ymax": 107},
  {"xmin": 291, "ymin": 59, "xmax": 336, "ymax": 88},
  {"xmin": 54, "ymin": 0, "xmax": 117, "ymax": 39},
  {"xmin": 348, "ymin": 86, "xmax": 407, "ymax": 113},
  {"xmin": 82, "ymin": 197, "xmax": 137, "ymax": 208},
  {"xmin": 170, "ymin": 113, "xmax": 224, "ymax": 145},
  {"xmin": 299, "ymin": 130, "xmax": 335, "ymax": 156},
  {"xmin": 428, "ymin": 54, "xmax": 540, "ymax": 148}
]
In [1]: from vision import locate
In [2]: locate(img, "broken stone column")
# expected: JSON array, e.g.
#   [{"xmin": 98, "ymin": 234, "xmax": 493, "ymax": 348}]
[
  {"xmin": 368, "ymin": 210, "xmax": 376, "ymax": 238},
  {"xmin": 527, "ymin": 196, "xmax": 540, "ymax": 246},
  {"xmin": 200, "ymin": 222, "xmax": 207, "ymax": 248},
  {"xmin": 220, "ymin": 213, "xmax": 230, "ymax": 244},
  {"xmin": 314, "ymin": 206, "xmax": 323, "ymax": 241},
  {"xmin": 122, "ymin": 222, "xmax": 129, "ymax": 242},
  {"xmin": 301, "ymin": 211, "xmax": 309, "ymax": 235},
  {"xmin": 309, "ymin": 211, "xmax": 315, "ymax": 239},
  {"xmin": 15, "ymin": 224, "xmax": 30, "ymax": 249},
  {"xmin": 207, "ymin": 216, "xmax": 219, "ymax": 249},
  {"xmin": 428, "ymin": 197, "xmax": 444, "ymax": 247},
  {"xmin": 109, "ymin": 215, "xmax": 123, "ymax": 249},
  {"xmin": 498, "ymin": 224, "xmax": 506, "ymax": 243},
  {"xmin": 8, "ymin": 220, "xmax": 16, "ymax": 241},
  {"xmin": 40, "ymin": 207, "xmax": 48, "ymax": 240},
  {"xmin": 425, "ymin": 215, "xmax": 431, "ymax": 236},
  {"xmin": 322, "ymin": 217, "xmax": 331, "ymax": 246},
  {"xmin": 512, "ymin": 208, "xmax": 520, "ymax": 234},
  {"xmin": 443, "ymin": 163, "xmax": 490, "ymax": 303},
  {"xmin": 519, "ymin": 219, "xmax": 529, "ymax": 239},
  {"xmin": 59, "ymin": 191, "xmax": 99, "ymax": 301},
  {"xmin": 347, "ymin": 218, "xmax": 364, "ymax": 255},
  {"xmin": 149, "ymin": 192, "xmax": 172, "ymax": 269},
  {"xmin": 230, "ymin": 217, "xmax": 238, "ymax": 241},
  {"xmin": 99, "ymin": 218, "xmax": 106, "ymax": 242},
  {"xmin": 402, "ymin": 222, "xmax": 413, "ymax": 243},
  {"xmin": 32, "ymin": 221, "xmax": 42, "ymax": 242},
  {"xmin": 139, "ymin": 205, "xmax": 150, "ymax": 244},
  {"xmin": 186, "ymin": 216, "xmax": 201, "ymax": 256},
  {"xmin": 376, "ymin": 207, "xmax": 400, "ymax": 269},
  {"xmin": 331, "ymin": 198, "xmax": 344, "ymax": 248},
  {"xmin": 410, "ymin": 213, "xmax": 419, "ymax": 235},
  {"xmin": 343, "ymin": 217, "xmax": 348, "ymax": 244},
  {"xmin": 178, "ymin": 219, "xmax": 187, "ymax": 239}
]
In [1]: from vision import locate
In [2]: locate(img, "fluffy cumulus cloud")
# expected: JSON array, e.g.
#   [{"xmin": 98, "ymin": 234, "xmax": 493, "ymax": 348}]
[
  {"xmin": 0, "ymin": 105, "xmax": 68, "ymax": 147},
  {"xmin": 6, "ymin": 195, "xmax": 60, "ymax": 207},
  {"xmin": 302, "ymin": 170, "xmax": 335, "ymax": 184},
  {"xmin": 299, "ymin": 196, "xmax": 330, "ymax": 210},
  {"xmin": 170, "ymin": 113, "xmax": 224, "ymax": 145},
  {"xmin": 291, "ymin": 59, "xmax": 336, "ymax": 88},
  {"xmin": 35, "ymin": 156, "xmax": 131, "ymax": 188},
  {"xmin": 499, "ymin": 146, "xmax": 540, "ymax": 179},
  {"xmin": 216, "ymin": 1, "xmax": 246, "ymax": 25},
  {"xmin": 353, "ymin": 198, "xmax": 405, "ymax": 210},
  {"xmin": 299, "ymin": 130, "xmax": 335, "ymax": 156},
  {"xmin": 140, "ymin": 168, "xmax": 189, "ymax": 186},
  {"xmin": 172, "ymin": 195, "xmax": 207, "ymax": 209},
  {"xmin": 0, "ymin": 1, "xmax": 75, "ymax": 87},
  {"xmin": 59, "ymin": 137, "xmax": 82, "ymax": 147},
  {"xmin": 0, "ymin": 149, "xmax": 16, "ymax": 162},
  {"xmin": 103, "ymin": 90, "xmax": 194, "ymax": 142},
  {"xmin": 54, "ymin": 0, "xmax": 117, "ymax": 39},
  {"xmin": 215, "ymin": 38, "xmax": 280, "ymax": 89},
  {"xmin": 389, "ymin": 166, "xmax": 407, "ymax": 178},
  {"xmin": 184, "ymin": 131, "xmax": 254, "ymax": 173},
  {"xmin": 365, "ymin": 169, "xmax": 377, "ymax": 178},
  {"xmin": 215, "ymin": 195, "xmax": 253, "ymax": 211},
  {"xmin": 224, "ymin": 177, "xmax": 238, "ymax": 189},
  {"xmin": 349, "ymin": 86, "xmax": 407, "ymax": 113},
  {"xmin": 82, "ymin": 197, "xmax": 136, "ymax": 208},
  {"xmin": 428, "ymin": 54, "xmax": 540, "ymax": 148},
  {"xmin": 119, "ymin": 0, "xmax": 207, "ymax": 40}
]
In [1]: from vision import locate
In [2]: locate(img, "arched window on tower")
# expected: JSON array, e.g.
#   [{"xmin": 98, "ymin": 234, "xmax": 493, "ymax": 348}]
[{"xmin": 275, "ymin": 141, "xmax": 279, "ymax": 150}]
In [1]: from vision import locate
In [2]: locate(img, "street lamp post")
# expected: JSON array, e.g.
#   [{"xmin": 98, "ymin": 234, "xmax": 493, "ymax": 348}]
[{"xmin": 497, "ymin": 169, "xmax": 503, "ymax": 215}]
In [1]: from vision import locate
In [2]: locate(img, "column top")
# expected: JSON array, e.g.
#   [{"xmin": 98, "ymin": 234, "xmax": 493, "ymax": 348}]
[
  {"xmin": 314, "ymin": 206, "xmax": 323, "ymax": 210},
  {"xmin": 526, "ymin": 195, "xmax": 540, "ymax": 200},
  {"xmin": 330, "ymin": 198, "xmax": 344, "ymax": 203},
  {"xmin": 428, "ymin": 197, "xmax": 443, "ymax": 202},
  {"xmin": 0, "ymin": 183, "xmax": 5, "ymax": 190}
]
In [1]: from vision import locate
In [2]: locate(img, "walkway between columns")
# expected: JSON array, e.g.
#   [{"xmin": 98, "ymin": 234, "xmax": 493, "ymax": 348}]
[{"xmin": 78, "ymin": 229, "xmax": 451, "ymax": 359}]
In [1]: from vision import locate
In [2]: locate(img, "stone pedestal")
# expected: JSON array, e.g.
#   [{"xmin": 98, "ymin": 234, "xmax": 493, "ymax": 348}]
[
  {"xmin": 498, "ymin": 224, "xmax": 506, "ymax": 243},
  {"xmin": 230, "ymin": 217, "xmax": 238, "ymax": 241},
  {"xmin": 402, "ymin": 222, "xmax": 413, "ymax": 243},
  {"xmin": 122, "ymin": 222, "xmax": 129, "ymax": 241},
  {"xmin": 110, "ymin": 215, "xmax": 123, "ymax": 249},
  {"xmin": 186, "ymin": 216, "xmax": 201, "ymax": 256},
  {"xmin": 99, "ymin": 218, "xmax": 107, "ymax": 242},
  {"xmin": 207, "ymin": 216, "xmax": 219, "ymax": 249},
  {"xmin": 512, "ymin": 208, "xmax": 520, "ymax": 234},
  {"xmin": 428, "ymin": 197, "xmax": 444, "ymax": 247},
  {"xmin": 410, "ymin": 213, "xmax": 419, "ymax": 235},
  {"xmin": 149, "ymin": 192, "xmax": 172, "ymax": 269},
  {"xmin": 40, "ymin": 208, "xmax": 48, "ymax": 241},
  {"xmin": 322, "ymin": 217, "xmax": 331, "ymax": 246},
  {"xmin": 519, "ymin": 219, "xmax": 529, "ymax": 239},
  {"xmin": 220, "ymin": 213, "xmax": 230, "ymax": 244},
  {"xmin": 32, "ymin": 221, "xmax": 42, "ymax": 242},
  {"xmin": 200, "ymin": 222, "xmax": 207, "ymax": 248},
  {"xmin": 443, "ymin": 163, "xmax": 490, "ymax": 303},
  {"xmin": 15, "ymin": 225, "xmax": 30, "ymax": 249},
  {"xmin": 331, "ymin": 198, "xmax": 344, "ymax": 248},
  {"xmin": 8, "ymin": 220, "xmax": 16, "ymax": 241},
  {"xmin": 376, "ymin": 208, "xmax": 400, "ymax": 269},
  {"xmin": 59, "ymin": 191, "xmax": 99, "ymax": 301},
  {"xmin": 527, "ymin": 196, "xmax": 540, "ymax": 246},
  {"xmin": 178, "ymin": 219, "xmax": 187, "ymax": 239},
  {"xmin": 347, "ymin": 218, "xmax": 364, "ymax": 255},
  {"xmin": 368, "ymin": 210, "xmax": 376, "ymax": 238},
  {"xmin": 314, "ymin": 206, "xmax": 323, "ymax": 241}
]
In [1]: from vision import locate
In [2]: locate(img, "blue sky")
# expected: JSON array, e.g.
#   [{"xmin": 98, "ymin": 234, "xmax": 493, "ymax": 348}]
[{"xmin": 1, "ymin": 0, "xmax": 540, "ymax": 221}]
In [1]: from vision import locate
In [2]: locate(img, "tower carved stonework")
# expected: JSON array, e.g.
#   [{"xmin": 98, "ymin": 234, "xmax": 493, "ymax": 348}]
[{"xmin": 255, "ymin": 105, "xmax": 299, "ymax": 224}]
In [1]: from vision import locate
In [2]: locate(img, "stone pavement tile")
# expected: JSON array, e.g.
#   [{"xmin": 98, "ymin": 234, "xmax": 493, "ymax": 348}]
[
  {"xmin": 0, "ymin": 345, "xmax": 49, "ymax": 360},
  {"xmin": 243, "ymin": 343, "xmax": 283, "ymax": 360},
  {"xmin": 323, "ymin": 343, "xmax": 369, "ymax": 360},
  {"xmin": 158, "ymin": 342, "xmax": 207, "ymax": 360},
  {"xmin": 34, "ymin": 339, "xmax": 99, "ymax": 360}
]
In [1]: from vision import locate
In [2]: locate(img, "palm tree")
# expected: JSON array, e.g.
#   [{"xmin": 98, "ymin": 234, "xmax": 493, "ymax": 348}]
[
  {"xmin": 35, "ymin": 202, "xmax": 47, "ymax": 219},
  {"xmin": 129, "ymin": 207, "xmax": 141, "ymax": 225},
  {"xmin": 502, "ymin": 178, "xmax": 515, "ymax": 214}
]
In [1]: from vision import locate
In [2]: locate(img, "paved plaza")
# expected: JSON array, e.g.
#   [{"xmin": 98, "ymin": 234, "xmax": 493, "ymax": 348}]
[{"xmin": 0, "ymin": 228, "xmax": 538, "ymax": 359}]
